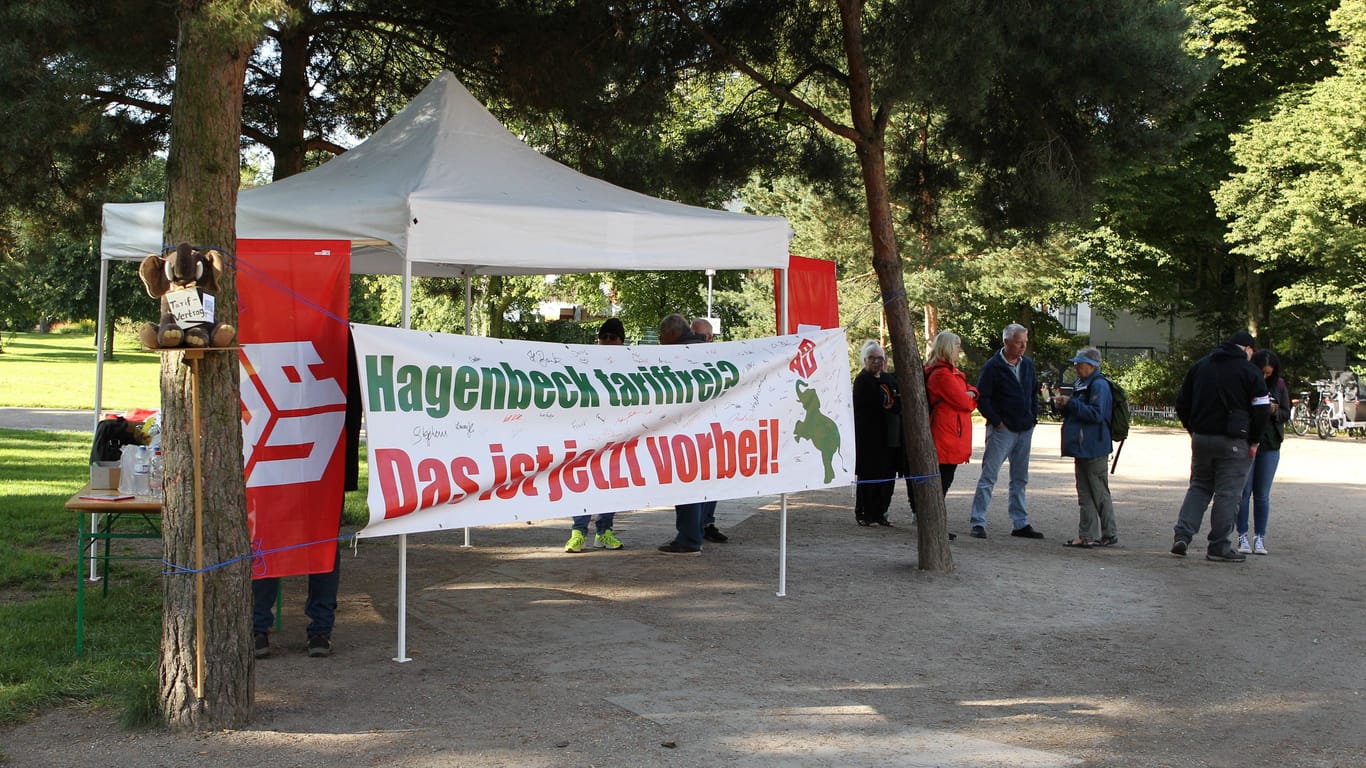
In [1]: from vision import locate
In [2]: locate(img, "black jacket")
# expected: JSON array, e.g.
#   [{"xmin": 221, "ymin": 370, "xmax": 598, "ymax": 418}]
[{"xmin": 1175, "ymin": 342, "xmax": 1270, "ymax": 441}]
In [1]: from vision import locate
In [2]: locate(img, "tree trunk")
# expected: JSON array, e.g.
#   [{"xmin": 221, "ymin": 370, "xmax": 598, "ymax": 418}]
[
  {"xmin": 272, "ymin": 2, "xmax": 310, "ymax": 181},
  {"xmin": 104, "ymin": 319, "xmax": 116, "ymax": 361},
  {"xmin": 159, "ymin": 0, "xmax": 258, "ymax": 730},
  {"xmin": 838, "ymin": 2, "xmax": 951, "ymax": 572}
]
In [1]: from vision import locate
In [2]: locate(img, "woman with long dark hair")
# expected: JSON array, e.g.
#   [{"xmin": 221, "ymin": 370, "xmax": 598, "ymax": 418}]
[{"xmin": 1237, "ymin": 349, "xmax": 1290, "ymax": 555}]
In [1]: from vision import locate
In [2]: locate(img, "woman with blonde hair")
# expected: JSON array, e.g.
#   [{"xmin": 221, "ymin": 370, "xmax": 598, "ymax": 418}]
[{"xmin": 924, "ymin": 331, "xmax": 979, "ymax": 501}]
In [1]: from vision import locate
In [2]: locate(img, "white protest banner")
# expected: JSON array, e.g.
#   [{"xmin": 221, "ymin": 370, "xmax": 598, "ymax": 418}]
[{"xmin": 350, "ymin": 323, "xmax": 855, "ymax": 538}]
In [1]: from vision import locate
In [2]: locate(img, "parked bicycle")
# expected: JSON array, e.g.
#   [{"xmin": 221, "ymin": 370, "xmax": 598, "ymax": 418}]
[
  {"xmin": 1315, "ymin": 374, "xmax": 1366, "ymax": 439},
  {"xmin": 1288, "ymin": 386, "xmax": 1318, "ymax": 436}
]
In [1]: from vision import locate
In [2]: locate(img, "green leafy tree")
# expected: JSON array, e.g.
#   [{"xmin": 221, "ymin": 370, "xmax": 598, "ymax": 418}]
[
  {"xmin": 1215, "ymin": 0, "xmax": 1366, "ymax": 359},
  {"xmin": 1088, "ymin": 0, "xmax": 1338, "ymax": 345},
  {"xmin": 656, "ymin": 0, "xmax": 1202, "ymax": 570}
]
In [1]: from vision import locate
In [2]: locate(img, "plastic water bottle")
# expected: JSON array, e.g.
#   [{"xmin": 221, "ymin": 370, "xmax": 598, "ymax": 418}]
[
  {"xmin": 148, "ymin": 450, "xmax": 164, "ymax": 501},
  {"xmin": 132, "ymin": 446, "xmax": 151, "ymax": 497}
]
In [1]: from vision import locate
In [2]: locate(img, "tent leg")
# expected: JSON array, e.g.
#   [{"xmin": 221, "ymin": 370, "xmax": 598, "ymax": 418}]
[{"xmin": 90, "ymin": 258, "xmax": 112, "ymax": 582}]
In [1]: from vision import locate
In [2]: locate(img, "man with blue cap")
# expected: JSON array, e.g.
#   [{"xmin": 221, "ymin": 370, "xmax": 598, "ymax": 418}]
[{"xmin": 1053, "ymin": 347, "xmax": 1117, "ymax": 548}]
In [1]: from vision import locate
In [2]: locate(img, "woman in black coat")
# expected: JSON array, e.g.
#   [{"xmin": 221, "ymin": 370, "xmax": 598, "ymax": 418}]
[{"xmin": 852, "ymin": 340, "xmax": 901, "ymax": 526}]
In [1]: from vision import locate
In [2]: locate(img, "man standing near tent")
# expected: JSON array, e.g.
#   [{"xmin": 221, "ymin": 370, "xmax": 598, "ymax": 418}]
[
  {"xmin": 691, "ymin": 317, "xmax": 729, "ymax": 545},
  {"xmin": 564, "ymin": 318, "xmax": 628, "ymax": 553},
  {"xmin": 657, "ymin": 313, "xmax": 710, "ymax": 555}
]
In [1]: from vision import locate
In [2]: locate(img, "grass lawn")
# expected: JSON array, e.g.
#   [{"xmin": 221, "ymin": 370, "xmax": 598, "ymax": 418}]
[
  {"xmin": 0, "ymin": 330, "xmax": 161, "ymax": 411},
  {"xmin": 0, "ymin": 428, "xmax": 161, "ymax": 729}
]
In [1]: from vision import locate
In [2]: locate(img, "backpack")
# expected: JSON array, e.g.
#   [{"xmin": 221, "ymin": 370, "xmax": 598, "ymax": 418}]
[{"xmin": 1100, "ymin": 375, "xmax": 1130, "ymax": 442}]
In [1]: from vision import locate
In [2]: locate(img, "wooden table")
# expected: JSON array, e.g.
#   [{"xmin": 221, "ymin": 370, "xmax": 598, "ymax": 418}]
[{"xmin": 66, "ymin": 484, "xmax": 163, "ymax": 656}]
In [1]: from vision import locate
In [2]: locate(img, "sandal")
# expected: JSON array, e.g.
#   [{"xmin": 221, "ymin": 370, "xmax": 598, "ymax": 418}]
[
  {"xmin": 1062, "ymin": 537, "xmax": 1094, "ymax": 548},
  {"xmin": 1096, "ymin": 535, "xmax": 1119, "ymax": 547}
]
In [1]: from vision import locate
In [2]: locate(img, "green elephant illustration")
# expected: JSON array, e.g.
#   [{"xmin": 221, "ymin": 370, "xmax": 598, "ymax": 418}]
[{"xmin": 792, "ymin": 380, "xmax": 843, "ymax": 483}]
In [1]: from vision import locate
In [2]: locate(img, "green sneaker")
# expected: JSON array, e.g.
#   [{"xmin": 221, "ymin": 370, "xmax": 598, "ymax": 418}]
[
  {"xmin": 595, "ymin": 529, "xmax": 623, "ymax": 550},
  {"xmin": 565, "ymin": 529, "xmax": 586, "ymax": 553}
]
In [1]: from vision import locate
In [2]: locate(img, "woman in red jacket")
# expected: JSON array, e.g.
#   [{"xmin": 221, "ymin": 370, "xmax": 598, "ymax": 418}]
[{"xmin": 924, "ymin": 331, "xmax": 979, "ymax": 498}]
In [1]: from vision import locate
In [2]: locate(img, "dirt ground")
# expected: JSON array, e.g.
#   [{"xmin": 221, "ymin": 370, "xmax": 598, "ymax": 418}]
[{"xmin": 3, "ymin": 425, "xmax": 1364, "ymax": 768}]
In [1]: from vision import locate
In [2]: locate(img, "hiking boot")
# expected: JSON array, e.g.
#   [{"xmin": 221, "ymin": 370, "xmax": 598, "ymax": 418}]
[
  {"xmin": 565, "ymin": 529, "xmax": 586, "ymax": 553},
  {"xmin": 1206, "ymin": 548, "xmax": 1247, "ymax": 563},
  {"xmin": 1253, "ymin": 535, "xmax": 1268, "ymax": 555},
  {"xmin": 307, "ymin": 634, "xmax": 332, "ymax": 657},
  {"xmin": 253, "ymin": 632, "xmax": 270, "ymax": 659},
  {"xmin": 1236, "ymin": 533, "xmax": 1251, "ymax": 554},
  {"xmin": 703, "ymin": 524, "xmax": 729, "ymax": 543},
  {"xmin": 970, "ymin": 525, "xmax": 987, "ymax": 539},
  {"xmin": 1171, "ymin": 537, "xmax": 1189, "ymax": 556},
  {"xmin": 595, "ymin": 529, "xmax": 623, "ymax": 550},
  {"xmin": 1010, "ymin": 524, "xmax": 1044, "ymax": 539}
]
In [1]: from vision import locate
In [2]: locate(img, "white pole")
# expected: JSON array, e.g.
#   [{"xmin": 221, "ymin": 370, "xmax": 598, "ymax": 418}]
[
  {"xmin": 463, "ymin": 274, "xmax": 474, "ymax": 548},
  {"xmin": 776, "ymin": 265, "xmax": 790, "ymax": 596},
  {"xmin": 393, "ymin": 533, "xmax": 411, "ymax": 662},
  {"xmin": 395, "ymin": 260, "xmax": 414, "ymax": 663},
  {"xmin": 705, "ymin": 268, "xmax": 716, "ymax": 318},
  {"xmin": 777, "ymin": 494, "xmax": 788, "ymax": 597},
  {"xmin": 89, "ymin": 257, "xmax": 112, "ymax": 581}
]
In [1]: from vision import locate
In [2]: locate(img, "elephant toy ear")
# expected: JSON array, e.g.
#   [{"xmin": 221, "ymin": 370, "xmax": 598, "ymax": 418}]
[
  {"xmin": 198, "ymin": 249, "xmax": 225, "ymax": 294},
  {"xmin": 139, "ymin": 253, "xmax": 171, "ymax": 298}
]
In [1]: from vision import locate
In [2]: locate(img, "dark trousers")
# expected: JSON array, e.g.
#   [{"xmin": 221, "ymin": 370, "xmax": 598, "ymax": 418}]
[
  {"xmin": 672, "ymin": 502, "xmax": 705, "ymax": 549},
  {"xmin": 252, "ymin": 544, "xmax": 341, "ymax": 638}
]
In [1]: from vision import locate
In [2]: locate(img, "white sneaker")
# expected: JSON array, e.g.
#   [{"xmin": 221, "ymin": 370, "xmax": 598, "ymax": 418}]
[
  {"xmin": 1236, "ymin": 533, "xmax": 1251, "ymax": 554},
  {"xmin": 1253, "ymin": 536, "xmax": 1268, "ymax": 555}
]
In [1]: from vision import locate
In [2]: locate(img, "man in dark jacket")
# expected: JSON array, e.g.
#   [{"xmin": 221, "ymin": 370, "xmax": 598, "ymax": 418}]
[
  {"xmin": 968, "ymin": 323, "xmax": 1044, "ymax": 539},
  {"xmin": 657, "ymin": 313, "xmax": 710, "ymax": 555},
  {"xmin": 1171, "ymin": 331, "xmax": 1271, "ymax": 562}
]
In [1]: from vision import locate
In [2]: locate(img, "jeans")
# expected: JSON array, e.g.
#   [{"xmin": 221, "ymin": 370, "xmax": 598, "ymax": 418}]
[
  {"xmin": 1074, "ymin": 455, "xmax": 1116, "ymax": 540},
  {"xmin": 671, "ymin": 502, "xmax": 705, "ymax": 549},
  {"xmin": 970, "ymin": 424, "xmax": 1034, "ymax": 530},
  {"xmin": 701, "ymin": 500, "xmax": 717, "ymax": 528},
  {"xmin": 252, "ymin": 544, "xmax": 341, "ymax": 637},
  {"xmin": 1174, "ymin": 433, "xmax": 1254, "ymax": 553},
  {"xmin": 572, "ymin": 513, "xmax": 616, "ymax": 534},
  {"xmin": 1237, "ymin": 448, "xmax": 1280, "ymax": 537}
]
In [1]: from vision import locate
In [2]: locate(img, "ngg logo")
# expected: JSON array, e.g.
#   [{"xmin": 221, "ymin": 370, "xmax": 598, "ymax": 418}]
[{"xmin": 241, "ymin": 341, "xmax": 347, "ymax": 488}]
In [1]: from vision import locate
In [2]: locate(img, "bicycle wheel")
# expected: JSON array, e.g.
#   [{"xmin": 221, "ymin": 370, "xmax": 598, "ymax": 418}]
[
  {"xmin": 1289, "ymin": 404, "xmax": 1311, "ymax": 436},
  {"xmin": 1316, "ymin": 408, "xmax": 1335, "ymax": 439}
]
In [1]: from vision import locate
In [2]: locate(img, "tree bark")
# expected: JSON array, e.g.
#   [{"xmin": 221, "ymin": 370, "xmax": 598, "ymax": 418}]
[
  {"xmin": 159, "ymin": 0, "xmax": 258, "ymax": 730},
  {"xmin": 837, "ymin": 1, "xmax": 951, "ymax": 571}
]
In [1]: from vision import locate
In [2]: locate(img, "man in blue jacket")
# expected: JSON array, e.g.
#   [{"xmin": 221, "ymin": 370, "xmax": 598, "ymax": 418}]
[
  {"xmin": 969, "ymin": 323, "xmax": 1044, "ymax": 539},
  {"xmin": 1171, "ymin": 331, "xmax": 1270, "ymax": 562},
  {"xmin": 1054, "ymin": 347, "xmax": 1116, "ymax": 548}
]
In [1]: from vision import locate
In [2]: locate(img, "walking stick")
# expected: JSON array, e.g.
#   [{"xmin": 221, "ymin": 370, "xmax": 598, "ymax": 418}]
[{"xmin": 1110, "ymin": 438, "xmax": 1125, "ymax": 474}]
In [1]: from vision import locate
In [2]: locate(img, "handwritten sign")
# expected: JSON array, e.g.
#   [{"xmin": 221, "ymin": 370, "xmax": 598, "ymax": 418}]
[{"xmin": 166, "ymin": 288, "xmax": 208, "ymax": 328}]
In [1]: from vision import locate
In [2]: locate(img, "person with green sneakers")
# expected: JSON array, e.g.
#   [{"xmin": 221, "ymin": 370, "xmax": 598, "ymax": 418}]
[{"xmin": 564, "ymin": 318, "xmax": 629, "ymax": 554}]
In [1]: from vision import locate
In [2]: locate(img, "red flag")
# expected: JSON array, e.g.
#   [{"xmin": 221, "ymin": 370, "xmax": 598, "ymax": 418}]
[
  {"xmin": 237, "ymin": 239, "xmax": 351, "ymax": 578},
  {"xmin": 775, "ymin": 254, "xmax": 838, "ymax": 334}
]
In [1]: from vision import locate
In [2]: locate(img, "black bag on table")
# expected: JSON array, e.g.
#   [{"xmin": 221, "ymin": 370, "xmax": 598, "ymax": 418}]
[{"xmin": 90, "ymin": 417, "xmax": 139, "ymax": 463}]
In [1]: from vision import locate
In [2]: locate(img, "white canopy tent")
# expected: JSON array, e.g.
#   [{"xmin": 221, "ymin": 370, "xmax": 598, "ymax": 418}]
[
  {"xmin": 97, "ymin": 71, "xmax": 796, "ymax": 661},
  {"xmin": 100, "ymin": 70, "xmax": 790, "ymax": 277}
]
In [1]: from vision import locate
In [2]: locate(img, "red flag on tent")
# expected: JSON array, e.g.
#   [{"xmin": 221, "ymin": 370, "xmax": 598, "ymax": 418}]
[
  {"xmin": 237, "ymin": 239, "xmax": 351, "ymax": 578},
  {"xmin": 775, "ymin": 254, "xmax": 838, "ymax": 334}
]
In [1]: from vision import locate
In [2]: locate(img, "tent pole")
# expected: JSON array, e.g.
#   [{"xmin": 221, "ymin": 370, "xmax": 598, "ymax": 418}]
[
  {"xmin": 90, "ymin": 257, "xmax": 112, "ymax": 582},
  {"xmin": 396, "ymin": 259, "xmax": 414, "ymax": 663},
  {"xmin": 778, "ymin": 265, "xmax": 791, "ymax": 596},
  {"xmin": 463, "ymin": 275, "xmax": 474, "ymax": 548}
]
